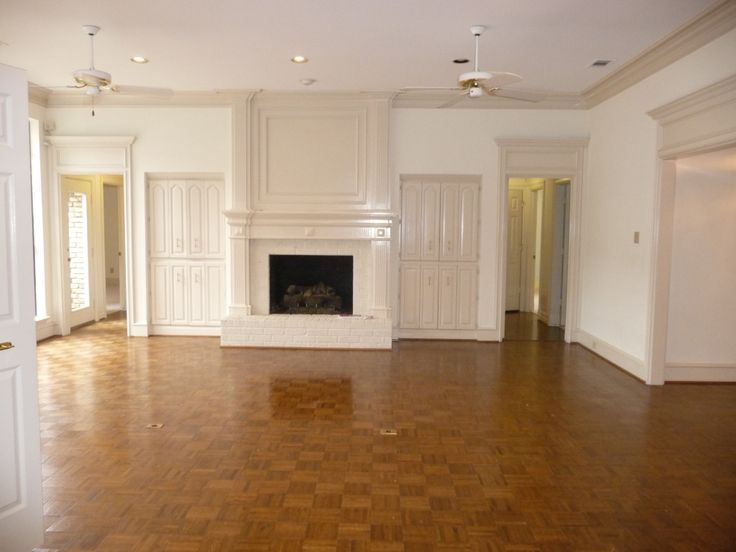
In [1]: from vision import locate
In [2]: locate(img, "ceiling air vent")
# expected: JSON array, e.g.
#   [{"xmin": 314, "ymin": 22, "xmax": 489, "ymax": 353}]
[{"xmin": 590, "ymin": 59, "xmax": 613, "ymax": 67}]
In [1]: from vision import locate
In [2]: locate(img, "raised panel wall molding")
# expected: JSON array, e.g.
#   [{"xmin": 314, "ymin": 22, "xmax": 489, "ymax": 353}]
[{"xmin": 250, "ymin": 95, "xmax": 391, "ymax": 212}]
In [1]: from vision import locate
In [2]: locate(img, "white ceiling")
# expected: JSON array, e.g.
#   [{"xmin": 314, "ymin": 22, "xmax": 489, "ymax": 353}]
[{"xmin": 0, "ymin": 0, "xmax": 716, "ymax": 95}]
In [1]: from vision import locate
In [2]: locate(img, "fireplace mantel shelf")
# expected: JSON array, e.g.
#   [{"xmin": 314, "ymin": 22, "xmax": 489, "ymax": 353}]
[{"xmin": 225, "ymin": 209, "xmax": 396, "ymax": 227}]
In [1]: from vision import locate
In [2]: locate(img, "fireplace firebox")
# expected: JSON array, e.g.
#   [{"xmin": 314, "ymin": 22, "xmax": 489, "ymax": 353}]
[{"xmin": 269, "ymin": 255, "xmax": 353, "ymax": 315}]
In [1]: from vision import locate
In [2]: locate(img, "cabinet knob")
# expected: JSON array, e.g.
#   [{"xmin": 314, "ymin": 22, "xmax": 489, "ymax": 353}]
[{"xmin": 0, "ymin": 342, "xmax": 14, "ymax": 352}]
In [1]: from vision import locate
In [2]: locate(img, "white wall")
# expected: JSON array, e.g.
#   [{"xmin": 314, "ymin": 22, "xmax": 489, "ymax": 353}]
[
  {"xmin": 390, "ymin": 108, "xmax": 588, "ymax": 332},
  {"xmin": 44, "ymin": 106, "xmax": 231, "ymax": 331},
  {"xmin": 581, "ymin": 28, "xmax": 736, "ymax": 374},
  {"xmin": 666, "ymin": 151, "xmax": 736, "ymax": 365}
]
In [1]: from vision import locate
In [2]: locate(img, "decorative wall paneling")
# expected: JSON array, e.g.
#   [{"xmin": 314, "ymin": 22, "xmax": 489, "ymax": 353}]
[{"xmin": 148, "ymin": 178, "xmax": 225, "ymax": 335}]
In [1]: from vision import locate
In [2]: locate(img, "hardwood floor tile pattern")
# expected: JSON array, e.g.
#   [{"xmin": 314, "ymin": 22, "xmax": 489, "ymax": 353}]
[
  {"xmin": 33, "ymin": 314, "xmax": 736, "ymax": 551},
  {"xmin": 503, "ymin": 313, "xmax": 564, "ymax": 342}
]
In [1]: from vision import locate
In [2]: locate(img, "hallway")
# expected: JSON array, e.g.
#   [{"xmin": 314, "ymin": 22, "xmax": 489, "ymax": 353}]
[{"xmin": 35, "ymin": 318, "xmax": 736, "ymax": 551}]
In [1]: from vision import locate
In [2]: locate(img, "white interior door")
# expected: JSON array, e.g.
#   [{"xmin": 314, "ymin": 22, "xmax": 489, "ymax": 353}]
[
  {"xmin": 505, "ymin": 188, "xmax": 524, "ymax": 311},
  {"xmin": 0, "ymin": 62, "xmax": 44, "ymax": 552},
  {"xmin": 62, "ymin": 176, "xmax": 95, "ymax": 328}
]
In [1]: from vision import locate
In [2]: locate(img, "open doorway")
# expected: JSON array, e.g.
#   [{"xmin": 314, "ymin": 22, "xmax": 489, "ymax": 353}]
[
  {"xmin": 103, "ymin": 177, "xmax": 126, "ymax": 314},
  {"xmin": 61, "ymin": 174, "xmax": 127, "ymax": 330},
  {"xmin": 504, "ymin": 177, "xmax": 570, "ymax": 341}
]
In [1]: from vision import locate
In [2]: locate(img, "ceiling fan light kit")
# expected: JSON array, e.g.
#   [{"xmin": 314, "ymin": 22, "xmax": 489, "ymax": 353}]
[
  {"xmin": 54, "ymin": 24, "xmax": 174, "ymax": 115},
  {"xmin": 400, "ymin": 24, "xmax": 547, "ymax": 107}
]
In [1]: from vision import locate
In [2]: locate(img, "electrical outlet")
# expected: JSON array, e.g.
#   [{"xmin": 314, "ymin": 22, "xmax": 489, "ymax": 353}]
[{"xmin": 634, "ymin": 231, "xmax": 640, "ymax": 244}]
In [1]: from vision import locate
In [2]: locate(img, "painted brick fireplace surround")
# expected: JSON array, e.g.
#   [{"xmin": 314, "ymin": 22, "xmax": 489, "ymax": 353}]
[{"xmin": 220, "ymin": 93, "xmax": 394, "ymax": 349}]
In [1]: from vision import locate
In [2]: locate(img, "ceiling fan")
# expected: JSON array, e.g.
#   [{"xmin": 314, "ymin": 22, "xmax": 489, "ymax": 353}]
[
  {"xmin": 55, "ymin": 25, "xmax": 172, "ymax": 110},
  {"xmin": 401, "ymin": 25, "xmax": 547, "ymax": 107}
]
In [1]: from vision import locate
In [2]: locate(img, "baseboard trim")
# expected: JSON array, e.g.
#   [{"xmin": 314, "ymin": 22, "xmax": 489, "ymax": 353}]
[
  {"xmin": 130, "ymin": 323, "xmax": 150, "ymax": 337},
  {"xmin": 665, "ymin": 362, "xmax": 736, "ymax": 382},
  {"xmin": 397, "ymin": 328, "xmax": 480, "ymax": 340},
  {"xmin": 573, "ymin": 329, "xmax": 646, "ymax": 381},
  {"xmin": 35, "ymin": 318, "xmax": 60, "ymax": 342},
  {"xmin": 151, "ymin": 325, "xmax": 221, "ymax": 337},
  {"xmin": 476, "ymin": 328, "xmax": 500, "ymax": 342}
]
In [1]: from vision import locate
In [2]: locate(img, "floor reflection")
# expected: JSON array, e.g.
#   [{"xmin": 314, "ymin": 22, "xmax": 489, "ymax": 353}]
[{"xmin": 270, "ymin": 377, "xmax": 353, "ymax": 419}]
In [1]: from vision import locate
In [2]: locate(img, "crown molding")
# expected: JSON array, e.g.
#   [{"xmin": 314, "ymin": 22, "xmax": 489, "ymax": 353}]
[
  {"xmin": 28, "ymin": 83, "xmax": 50, "ymax": 107},
  {"xmin": 42, "ymin": 89, "xmax": 259, "ymax": 108},
  {"xmin": 583, "ymin": 0, "xmax": 736, "ymax": 108},
  {"xmin": 391, "ymin": 91, "xmax": 583, "ymax": 109},
  {"xmin": 255, "ymin": 90, "xmax": 397, "ymax": 102}
]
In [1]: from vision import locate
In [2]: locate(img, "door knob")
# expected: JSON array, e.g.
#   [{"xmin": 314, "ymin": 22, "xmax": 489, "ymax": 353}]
[{"xmin": 0, "ymin": 342, "xmax": 14, "ymax": 351}]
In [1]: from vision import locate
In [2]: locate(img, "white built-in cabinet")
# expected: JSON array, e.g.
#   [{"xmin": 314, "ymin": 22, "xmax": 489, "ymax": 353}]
[
  {"xmin": 149, "ymin": 178, "xmax": 225, "ymax": 333},
  {"xmin": 399, "ymin": 179, "xmax": 479, "ymax": 335}
]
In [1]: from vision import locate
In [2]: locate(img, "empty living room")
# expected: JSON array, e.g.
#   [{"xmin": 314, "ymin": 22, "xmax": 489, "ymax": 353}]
[{"xmin": 1, "ymin": 0, "xmax": 735, "ymax": 550}]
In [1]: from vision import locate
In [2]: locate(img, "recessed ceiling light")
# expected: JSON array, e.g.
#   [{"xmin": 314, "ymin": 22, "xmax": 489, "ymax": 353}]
[
  {"xmin": 590, "ymin": 59, "xmax": 613, "ymax": 67},
  {"xmin": 130, "ymin": 56, "xmax": 149, "ymax": 64},
  {"xmin": 291, "ymin": 55, "xmax": 308, "ymax": 64},
  {"xmin": 453, "ymin": 58, "xmax": 470, "ymax": 64},
  {"xmin": 300, "ymin": 78, "xmax": 316, "ymax": 86}
]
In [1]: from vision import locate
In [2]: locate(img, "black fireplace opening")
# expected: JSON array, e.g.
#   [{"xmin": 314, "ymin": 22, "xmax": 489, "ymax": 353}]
[{"xmin": 269, "ymin": 255, "xmax": 353, "ymax": 315}]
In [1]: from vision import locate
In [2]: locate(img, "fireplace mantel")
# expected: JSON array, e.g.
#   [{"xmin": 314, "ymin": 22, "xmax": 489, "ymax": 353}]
[
  {"xmin": 222, "ymin": 209, "xmax": 395, "ymax": 349},
  {"xmin": 225, "ymin": 209, "xmax": 395, "ymax": 240}
]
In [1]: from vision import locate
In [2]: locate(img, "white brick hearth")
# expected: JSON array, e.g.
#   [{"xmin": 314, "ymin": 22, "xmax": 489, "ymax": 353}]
[{"xmin": 222, "ymin": 314, "xmax": 391, "ymax": 349}]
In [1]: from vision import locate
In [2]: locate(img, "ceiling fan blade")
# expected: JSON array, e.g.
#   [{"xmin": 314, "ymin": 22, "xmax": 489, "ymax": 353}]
[
  {"xmin": 108, "ymin": 84, "xmax": 174, "ymax": 96},
  {"xmin": 490, "ymin": 87, "xmax": 548, "ymax": 102},
  {"xmin": 481, "ymin": 72, "xmax": 523, "ymax": 89},
  {"xmin": 438, "ymin": 91, "xmax": 469, "ymax": 109}
]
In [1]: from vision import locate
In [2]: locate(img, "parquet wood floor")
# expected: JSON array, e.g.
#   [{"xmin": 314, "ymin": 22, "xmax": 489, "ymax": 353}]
[
  {"xmin": 33, "ymin": 314, "xmax": 736, "ymax": 551},
  {"xmin": 504, "ymin": 313, "xmax": 564, "ymax": 342}
]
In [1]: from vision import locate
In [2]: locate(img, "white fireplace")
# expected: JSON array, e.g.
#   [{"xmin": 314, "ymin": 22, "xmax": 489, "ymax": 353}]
[
  {"xmin": 220, "ymin": 92, "xmax": 395, "ymax": 349},
  {"xmin": 221, "ymin": 212, "xmax": 393, "ymax": 349}
]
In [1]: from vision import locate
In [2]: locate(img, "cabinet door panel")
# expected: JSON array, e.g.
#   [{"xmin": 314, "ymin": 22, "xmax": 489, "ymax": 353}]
[
  {"xmin": 149, "ymin": 182, "xmax": 169, "ymax": 257},
  {"xmin": 188, "ymin": 182, "xmax": 203, "ymax": 256},
  {"xmin": 456, "ymin": 264, "xmax": 478, "ymax": 330},
  {"xmin": 419, "ymin": 265, "xmax": 439, "ymax": 329},
  {"xmin": 400, "ymin": 181, "xmax": 422, "ymax": 261},
  {"xmin": 420, "ymin": 183, "xmax": 441, "ymax": 260},
  {"xmin": 171, "ymin": 266, "xmax": 187, "ymax": 323},
  {"xmin": 151, "ymin": 263, "xmax": 170, "ymax": 325},
  {"xmin": 399, "ymin": 263, "xmax": 421, "ymax": 328},
  {"xmin": 440, "ymin": 184, "xmax": 459, "ymax": 261},
  {"xmin": 170, "ymin": 182, "xmax": 186, "ymax": 256},
  {"xmin": 206, "ymin": 182, "xmax": 223, "ymax": 257},
  {"xmin": 206, "ymin": 264, "xmax": 224, "ymax": 325},
  {"xmin": 189, "ymin": 265, "xmax": 205, "ymax": 324},
  {"xmin": 457, "ymin": 183, "xmax": 479, "ymax": 261},
  {"xmin": 437, "ymin": 265, "xmax": 458, "ymax": 329}
]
